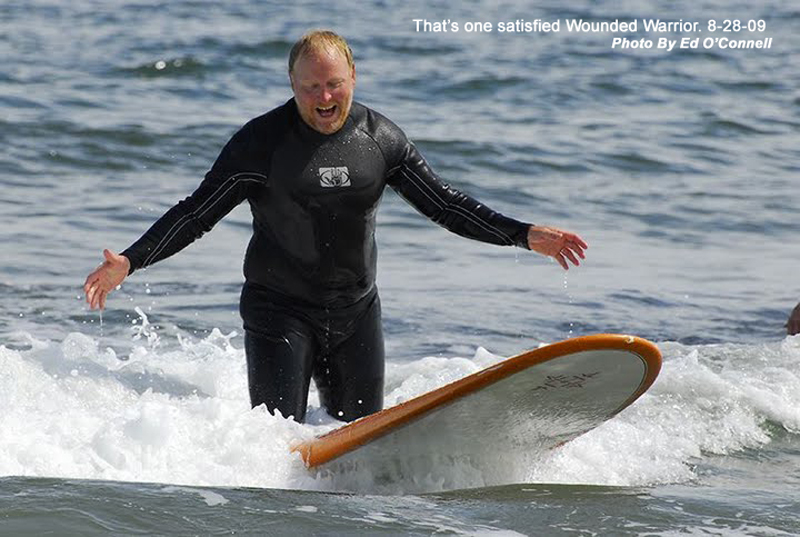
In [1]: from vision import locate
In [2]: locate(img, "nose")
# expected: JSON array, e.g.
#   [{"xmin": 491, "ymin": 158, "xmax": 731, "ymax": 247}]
[{"xmin": 320, "ymin": 88, "xmax": 333, "ymax": 102}]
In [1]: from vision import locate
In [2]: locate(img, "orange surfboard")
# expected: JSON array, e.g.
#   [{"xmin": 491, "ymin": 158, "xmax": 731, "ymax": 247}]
[{"xmin": 294, "ymin": 334, "xmax": 661, "ymax": 470}]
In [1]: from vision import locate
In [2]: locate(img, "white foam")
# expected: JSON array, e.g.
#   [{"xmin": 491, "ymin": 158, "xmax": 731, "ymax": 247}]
[
  {"xmin": 1, "ymin": 330, "xmax": 798, "ymax": 494},
  {"xmin": 525, "ymin": 338, "xmax": 800, "ymax": 487},
  {"xmin": 162, "ymin": 486, "xmax": 229, "ymax": 506},
  {"xmin": 0, "ymin": 331, "xmax": 316, "ymax": 489}
]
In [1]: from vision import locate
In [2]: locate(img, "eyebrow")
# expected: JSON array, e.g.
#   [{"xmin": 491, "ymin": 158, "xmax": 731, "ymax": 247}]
[{"xmin": 301, "ymin": 77, "xmax": 345, "ymax": 86}]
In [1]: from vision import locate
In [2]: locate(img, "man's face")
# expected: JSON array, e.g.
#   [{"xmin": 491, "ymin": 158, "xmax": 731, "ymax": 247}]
[{"xmin": 290, "ymin": 48, "xmax": 355, "ymax": 135}]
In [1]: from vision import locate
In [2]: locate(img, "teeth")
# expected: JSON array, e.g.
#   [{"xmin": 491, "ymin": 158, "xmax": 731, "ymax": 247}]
[{"xmin": 318, "ymin": 105, "xmax": 335, "ymax": 111}]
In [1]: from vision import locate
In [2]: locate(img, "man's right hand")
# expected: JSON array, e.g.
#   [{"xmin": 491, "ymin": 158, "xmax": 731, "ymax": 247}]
[{"xmin": 84, "ymin": 249, "xmax": 130, "ymax": 310}]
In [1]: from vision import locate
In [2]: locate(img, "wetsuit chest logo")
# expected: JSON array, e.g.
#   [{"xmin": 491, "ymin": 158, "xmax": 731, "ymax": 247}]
[{"xmin": 318, "ymin": 166, "xmax": 351, "ymax": 188}]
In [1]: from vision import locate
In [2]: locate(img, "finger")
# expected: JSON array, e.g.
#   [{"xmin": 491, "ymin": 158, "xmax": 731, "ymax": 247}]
[
  {"xmin": 85, "ymin": 274, "xmax": 103, "ymax": 295},
  {"xmin": 99, "ymin": 290, "xmax": 107, "ymax": 310},
  {"xmin": 94, "ymin": 288, "xmax": 104, "ymax": 310},
  {"xmin": 555, "ymin": 251, "xmax": 569, "ymax": 270},
  {"xmin": 565, "ymin": 233, "xmax": 589, "ymax": 249},
  {"xmin": 562, "ymin": 234, "xmax": 586, "ymax": 250},
  {"xmin": 84, "ymin": 269, "xmax": 100, "ymax": 291},
  {"xmin": 567, "ymin": 242, "xmax": 586, "ymax": 259},
  {"xmin": 563, "ymin": 248, "xmax": 580, "ymax": 266},
  {"xmin": 88, "ymin": 283, "xmax": 102, "ymax": 308}
]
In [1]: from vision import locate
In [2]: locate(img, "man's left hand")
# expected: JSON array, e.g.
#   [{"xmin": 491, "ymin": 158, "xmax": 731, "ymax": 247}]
[{"xmin": 527, "ymin": 225, "xmax": 588, "ymax": 270}]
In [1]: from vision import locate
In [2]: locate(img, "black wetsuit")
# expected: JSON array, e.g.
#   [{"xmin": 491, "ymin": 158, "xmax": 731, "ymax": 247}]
[{"xmin": 122, "ymin": 98, "xmax": 531, "ymax": 422}]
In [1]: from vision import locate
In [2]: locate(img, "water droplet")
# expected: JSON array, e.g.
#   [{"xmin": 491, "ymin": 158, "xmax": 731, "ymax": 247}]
[{"xmin": 563, "ymin": 273, "xmax": 575, "ymax": 336}]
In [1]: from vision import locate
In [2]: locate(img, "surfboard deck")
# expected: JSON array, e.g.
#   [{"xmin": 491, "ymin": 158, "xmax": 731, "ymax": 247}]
[{"xmin": 293, "ymin": 334, "xmax": 661, "ymax": 470}]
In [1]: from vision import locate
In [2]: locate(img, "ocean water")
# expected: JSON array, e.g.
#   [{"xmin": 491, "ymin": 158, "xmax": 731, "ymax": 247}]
[{"xmin": 1, "ymin": 0, "xmax": 799, "ymax": 535}]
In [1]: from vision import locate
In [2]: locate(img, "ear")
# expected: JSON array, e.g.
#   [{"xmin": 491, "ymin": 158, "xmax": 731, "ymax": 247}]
[{"xmin": 351, "ymin": 65, "xmax": 356, "ymax": 85}]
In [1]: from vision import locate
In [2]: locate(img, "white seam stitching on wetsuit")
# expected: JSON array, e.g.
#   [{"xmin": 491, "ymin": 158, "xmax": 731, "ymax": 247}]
[
  {"xmin": 196, "ymin": 176, "xmax": 262, "ymax": 220},
  {"xmin": 400, "ymin": 165, "xmax": 509, "ymax": 243},
  {"xmin": 142, "ymin": 173, "xmax": 265, "ymax": 267},
  {"xmin": 385, "ymin": 164, "xmax": 401, "ymax": 177},
  {"xmin": 401, "ymin": 164, "xmax": 512, "ymax": 244},
  {"xmin": 142, "ymin": 173, "xmax": 260, "ymax": 266},
  {"xmin": 449, "ymin": 205, "xmax": 512, "ymax": 244},
  {"xmin": 143, "ymin": 175, "xmax": 263, "ymax": 266},
  {"xmin": 398, "ymin": 166, "xmax": 444, "ymax": 210}
]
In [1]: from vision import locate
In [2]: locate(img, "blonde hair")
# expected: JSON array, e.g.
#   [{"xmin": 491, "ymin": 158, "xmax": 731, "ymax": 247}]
[{"xmin": 288, "ymin": 30, "xmax": 354, "ymax": 73}]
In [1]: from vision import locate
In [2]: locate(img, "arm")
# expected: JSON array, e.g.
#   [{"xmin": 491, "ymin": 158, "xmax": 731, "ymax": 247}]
[
  {"xmin": 386, "ymin": 141, "xmax": 587, "ymax": 268},
  {"xmin": 83, "ymin": 121, "xmax": 265, "ymax": 309},
  {"xmin": 121, "ymin": 124, "xmax": 264, "ymax": 274}
]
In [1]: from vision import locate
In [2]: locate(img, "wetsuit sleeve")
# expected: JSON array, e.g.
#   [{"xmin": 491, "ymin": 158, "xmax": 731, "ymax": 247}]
[
  {"xmin": 121, "ymin": 122, "xmax": 266, "ymax": 274},
  {"xmin": 385, "ymin": 140, "xmax": 532, "ymax": 249}
]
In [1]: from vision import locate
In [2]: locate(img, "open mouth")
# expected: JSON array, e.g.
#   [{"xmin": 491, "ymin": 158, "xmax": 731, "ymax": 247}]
[{"xmin": 316, "ymin": 105, "xmax": 337, "ymax": 119}]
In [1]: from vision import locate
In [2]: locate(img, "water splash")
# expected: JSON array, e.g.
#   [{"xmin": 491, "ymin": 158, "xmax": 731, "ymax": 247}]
[
  {"xmin": 563, "ymin": 272, "xmax": 575, "ymax": 337},
  {"xmin": 1, "ymin": 329, "xmax": 798, "ymax": 494},
  {"xmin": 131, "ymin": 306, "xmax": 160, "ymax": 348}
]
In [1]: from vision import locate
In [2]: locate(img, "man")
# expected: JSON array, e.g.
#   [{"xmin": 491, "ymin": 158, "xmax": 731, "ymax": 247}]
[
  {"xmin": 84, "ymin": 30, "xmax": 588, "ymax": 423},
  {"xmin": 788, "ymin": 303, "xmax": 800, "ymax": 335}
]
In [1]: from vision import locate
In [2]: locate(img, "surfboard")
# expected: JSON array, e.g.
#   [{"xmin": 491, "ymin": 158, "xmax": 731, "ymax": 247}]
[{"xmin": 293, "ymin": 334, "xmax": 661, "ymax": 471}]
